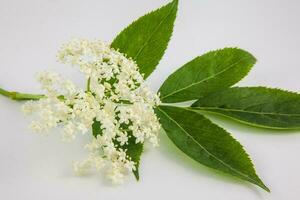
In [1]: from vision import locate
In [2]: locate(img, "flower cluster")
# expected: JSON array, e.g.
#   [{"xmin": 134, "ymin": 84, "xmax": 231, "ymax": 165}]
[{"xmin": 22, "ymin": 39, "xmax": 161, "ymax": 184}]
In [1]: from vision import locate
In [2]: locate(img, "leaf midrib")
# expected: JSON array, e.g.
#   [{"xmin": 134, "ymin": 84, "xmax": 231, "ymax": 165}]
[
  {"xmin": 133, "ymin": 1, "xmax": 177, "ymax": 61},
  {"xmin": 195, "ymin": 106, "xmax": 300, "ymax": 117},
  {"xmin": 160, "ymin": 56, "xmax": 251, "ymax": 100},
  {"xmin": 157, "ymin": 106, "xmax": 258, "ymax": 184}
]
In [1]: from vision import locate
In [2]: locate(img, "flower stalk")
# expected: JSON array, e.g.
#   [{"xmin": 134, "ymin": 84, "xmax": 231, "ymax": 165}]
[{"xmin": 0, "ymin": 87, "xmax": 44, "ymax": 101}]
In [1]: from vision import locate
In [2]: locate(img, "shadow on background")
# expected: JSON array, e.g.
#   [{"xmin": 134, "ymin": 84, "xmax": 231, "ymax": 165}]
[{"xmin": 158, "ymin": 128, "xmax": 268, "ymax": 198}]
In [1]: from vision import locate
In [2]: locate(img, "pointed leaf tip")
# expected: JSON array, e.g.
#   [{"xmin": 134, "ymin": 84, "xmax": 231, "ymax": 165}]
[
  {"xmin": 111, "ymin": 0, "xmax": 178, "ymax": 78},
  {"xmin": 159, "ymin": 48, "xmax": 256, "ymax": 103},
  {"xmin": 133, "ymin": 169, "xmax": 140, "ymax": 181},
  {"xmin": 155, "ymin": 105, "xmax": 269, "ymax": 191}
]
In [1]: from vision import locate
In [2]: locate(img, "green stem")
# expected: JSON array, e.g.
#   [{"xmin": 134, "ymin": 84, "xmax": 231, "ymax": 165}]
[
  {"xmin": 0, "ymin": 87, "xmax": 44, "ymax": 101},
  {"xmin": 87, "ymin": 78, "xmax": 91, "ymax": 92}
]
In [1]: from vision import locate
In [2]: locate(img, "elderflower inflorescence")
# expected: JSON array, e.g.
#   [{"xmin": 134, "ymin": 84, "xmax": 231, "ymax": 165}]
[{"xmin": 22, "ymin": 38, "xmax": 161, "ymax": 184}]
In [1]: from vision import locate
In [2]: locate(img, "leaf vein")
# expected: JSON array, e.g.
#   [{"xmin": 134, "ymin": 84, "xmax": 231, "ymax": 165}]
[
  {"xmin": 133, "ymin": 1, "xmax": 177, "ymax": 61},
  {"xmin": 196, "ymin": 107, "xmax": 300, "ymax": 117},
  {"xmin": 160, "ymin": 56, "xmax": 251, "ymax": 100},
  {"xmin": 157, "ymin": 107, "xmax": 257, "ymax": 182}
]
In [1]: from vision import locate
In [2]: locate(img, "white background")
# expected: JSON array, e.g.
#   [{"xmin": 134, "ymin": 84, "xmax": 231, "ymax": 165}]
[{"xmin": 0, "ymin": 0, "xmax": 300, "ymax": 199}]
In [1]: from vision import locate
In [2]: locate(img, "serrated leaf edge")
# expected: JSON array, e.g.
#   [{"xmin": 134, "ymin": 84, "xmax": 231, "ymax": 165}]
[
  {"xmin": 157, "ymin": 105, "xmax": 270, "ymax": 192},
  {"xmin": 192, "ymin": 86, "xmax": 300, "ymax": 129},
  {"xmin": 111, "ymin": 0, "xmax": 178, "ymax": 78},
  {"xmin": 160, "ymin": 47, "xmax": 256, "ymax": 101}
]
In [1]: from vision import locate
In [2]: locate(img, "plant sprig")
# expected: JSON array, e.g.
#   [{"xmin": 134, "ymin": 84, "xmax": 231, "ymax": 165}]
[{"xmin": 1, "ymin": 0, "xmax": 299, "ymax": 192}]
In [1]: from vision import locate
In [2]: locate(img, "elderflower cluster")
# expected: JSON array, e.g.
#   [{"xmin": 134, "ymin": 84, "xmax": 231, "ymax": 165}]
[{"xmin": 22, "ymin": 38, "xmax": 161, "ymax": 184}]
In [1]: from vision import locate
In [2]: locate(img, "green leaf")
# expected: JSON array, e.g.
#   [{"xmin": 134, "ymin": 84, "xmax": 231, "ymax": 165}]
[
  {"xmin": 92, "ymin": 120, "xmax": 143, "ymax": 180},
  {"xmin": 92, "ymin": 120, "xmax": 103, "ymax": 138},
  {"xmin": 192, "ymin": 87, "xmax": 300, "ymax": 129},
  {"xmin": 122, "ymin": 135, "xmax": 143, "ymax": 180},
  {"xmin": 159, "ymin": 48, "xmax": 256, "ymax": 103},
  {"xmin": 111, "ymin": 0, "xmax": 178, "ymax": 78},
  {"xmin": 155, "ymin": 105, "xmax": 269, "ymax": 191}
]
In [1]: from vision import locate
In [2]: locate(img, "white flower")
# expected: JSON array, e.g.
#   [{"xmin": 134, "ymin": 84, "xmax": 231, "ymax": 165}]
[
  {"xmin": 73, "ymin": 159, "xmax": 92, "ymax": 175},
  {"xmin": 107, "ymin": 167, "xmax": 124, "ymax": 184},
  {"xmin": 23, "ymin": 38, "xmax": 161, "ymax": 184},
  {"xmin": 76, "ymin": 123, "xmax": 88, "ymax": 135},
  {"xmin": 116, "ymin": 132, "xmax": 128, "ymax": 146}
]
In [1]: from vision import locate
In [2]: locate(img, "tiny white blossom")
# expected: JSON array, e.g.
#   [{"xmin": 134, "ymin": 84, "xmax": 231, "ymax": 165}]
[{"xmin": 73, "ymin": 159, "xmax": 92, "ymax": 175}]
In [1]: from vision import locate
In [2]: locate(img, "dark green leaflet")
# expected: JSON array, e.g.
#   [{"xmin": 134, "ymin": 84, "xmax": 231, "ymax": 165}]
[
  {"xmin": 192, "ymin": 87, "xmax": 300, "ymax": 129},
  {"xmin": 109, "ymin": 0, "xmax": 178, "ymax": 179},
  {"xmin": 92, "ymin": 120, "xmax": 143, "ymax": 180},
  {"xmin": 155, "ymin": 105, "xmax": 269, "ymax": 191},
  {"xmin": 92, "ymin": 120, "xmax": 103, "ymax": 137},
  {"xmin": 122, "ymin": 135, "xmax": 143, "ymax": 180},
  {"xmin": 159, "ymin": 48, "xmax": 256, "ymax": 103},
  {"xmin": 111, "ymin": 0, "xmax": 178, "ymax": 78}
]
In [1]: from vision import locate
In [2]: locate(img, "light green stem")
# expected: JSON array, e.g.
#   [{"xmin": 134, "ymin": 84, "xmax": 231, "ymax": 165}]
[
  {"xmin": 0, "ymin": 87, "xmax": 44, "ymax": 101},
  {"xmin": 87, "ymin": 77, "xmax": 91, "ymax": 92}
]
